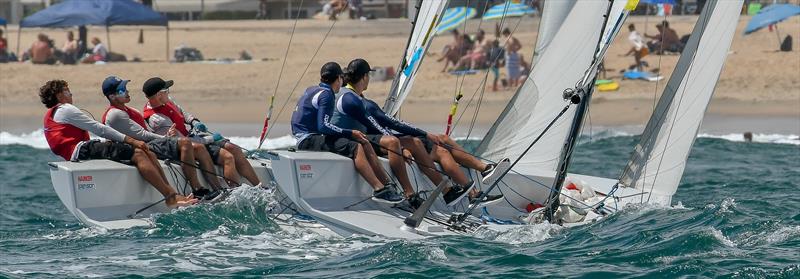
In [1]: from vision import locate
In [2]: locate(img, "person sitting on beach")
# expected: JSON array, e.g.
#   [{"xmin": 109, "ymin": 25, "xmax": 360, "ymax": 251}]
[
  {"xmin": 455, "ymin": 29, "xmax": 492, "ymax": 70},
  {"xmin": 623, "ymin": 23, "xmax": 648, "ymax": 71},
  {"xmin": 334, "ymin": 58, "xmax": 508, "ymax": 208},
  {"xmin": 59, "ymin": 31, "xmax": 79, "ymax": 64},
  {"xmin": 438, "ymin": 30, "xmax": 473, "ymax": 72},
  {"xmin": 502, "ymin": 28, "xmax": 523, "ymax": 88},
  {"xmin": 142, "ymin": 77, "xmax": 262, "ymax": 188},
  {"xmin": 646, "ymin": 20, "xmax": 683, "ymax": 54},
  {"xmin": 323, "ymin": 0, "xmax": 348, "ymax": 20},
  {"xmin": 100, "ymin": 76, "xmax": 223, "ymax": 200},
  {"xmin": 291, "ymin": 61, "xmax": 404, "ymax": 204},
  {"xmin": 29, "ymin": 33, "xmax": 55, "ymax": 65},
  {"xmin": 82, "ymin": 37, "xmax": 107, "ymax": 64},
  {"xmin": 39, "ymin": 79, "xmax": 197, "ymax": 208},
  {"xmin": 0, "ymin": 29, "xmax": 10, "ymax": 62}
]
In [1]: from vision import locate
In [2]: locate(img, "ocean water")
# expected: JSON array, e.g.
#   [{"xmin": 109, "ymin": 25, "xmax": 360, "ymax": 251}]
[{"xmin": 1, "ymin": 131, "xmax": 798, "ymax": 278}]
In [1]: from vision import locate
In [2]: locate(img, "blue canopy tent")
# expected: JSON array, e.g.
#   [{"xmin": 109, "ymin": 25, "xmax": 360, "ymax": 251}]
[
  {"xmin": 744, "ymin": 4, "xmax": 800, "ymax": 50},
  {"xmin": 0, "ymin": 17, "xmax": 7, "ymax": 26},
  {"xmin": 17, "ymin": 0, "xmax": 169, "ymax": 60}
]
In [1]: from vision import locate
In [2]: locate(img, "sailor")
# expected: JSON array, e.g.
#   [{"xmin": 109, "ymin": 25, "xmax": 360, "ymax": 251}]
[
  {"xmin": 336, "ymin": 58, "xmax": 508, "ymax": 207},
  {"xmin": 331, "ymin": 59, "xmax": 424, "ymax": 208},
  {"xmin": 39, "ymin": 79, "xmax": 197, "ymax": 208},
  {"xmin": 141, "ymin": 77, "xmax": 262, "ymax": 188},
  {"xmin": 291, "ymin": 61, "xmax": 405, "ymax": 204},
  {"xmin": 100, "ymin": 76, "xmax": 222, "ymax": 200}
]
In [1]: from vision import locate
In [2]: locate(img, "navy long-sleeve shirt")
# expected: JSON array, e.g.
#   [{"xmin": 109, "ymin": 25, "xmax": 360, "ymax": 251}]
[
  {"xmin": 291, "ymin": 83, "xmax": 353, "ymax": 143},
  {"xmin": 332, "ymin": 86, "xmax": 427, "ymax": 138},
  {"xmin": 363, "ymin": 98, "xmax": 427, "ymax": 137}
]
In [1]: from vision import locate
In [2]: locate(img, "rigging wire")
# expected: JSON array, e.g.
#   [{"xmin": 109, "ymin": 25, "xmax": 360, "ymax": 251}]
[
  {"xmin": 257, "ymin": 0, "xmax": 305, "ymax": 149},
  {"xmin": 264, "ymin": 15, "xmax": 339, "ymax": 140}
]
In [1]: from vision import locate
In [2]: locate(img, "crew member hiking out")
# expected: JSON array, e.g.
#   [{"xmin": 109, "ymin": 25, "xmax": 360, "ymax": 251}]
[
  {"xmin": 141, "ymin": 77, "xmax": 262, "ymax": 188},
  {"xmin": 334, "ymin": 59, "xmax": 508, "ymax": 208},
  {"xmin": 39, "ymin": 79, "xmax": 197, "ymax": 208},
  {"xmin": 291, "ymin": 61, "xmax": 405, "ymax": 204},
  {"xmin": 100, "ymin": 76, "xmax": 223, "ymax": 200}
]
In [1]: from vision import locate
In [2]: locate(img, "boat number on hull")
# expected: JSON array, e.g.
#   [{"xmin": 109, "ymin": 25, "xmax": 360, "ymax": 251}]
[
  {"xmin": 77, "ymin": 176, "xmax": 95, "ymax": 190},
  {"xmin": 299, "ymin": 164, "xmax": 313, "ymax": 179},
  {"xmin": 77, "ymin": 183, "xmax": 95, "ymax": 190}
]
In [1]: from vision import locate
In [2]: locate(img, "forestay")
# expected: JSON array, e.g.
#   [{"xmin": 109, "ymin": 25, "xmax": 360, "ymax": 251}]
[
  {"xmin": 383, "ymin": 0, "xmax": 450, "ymax": 116},
  {"xmin": 476, "ymin": 0, "xmax": 614, "ymax": 173},
  {"xmin": 618, "ymin": 0, "xmax": 743, "ymax": 202},
  {"xmin": 532, "ymin": 0, "xmax": 575, "ymax": 65}
]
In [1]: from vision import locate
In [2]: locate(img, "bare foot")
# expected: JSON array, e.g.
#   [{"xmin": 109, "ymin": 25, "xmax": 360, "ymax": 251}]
[{"xmin": 166, "ymin": 194, "xmax": 198, "ymax": 208}]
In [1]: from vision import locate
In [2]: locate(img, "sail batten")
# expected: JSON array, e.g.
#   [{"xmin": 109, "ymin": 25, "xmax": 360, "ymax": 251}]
[{"xmin": 618, "ymin": 0, "xmax": 744, "ymax": 202}]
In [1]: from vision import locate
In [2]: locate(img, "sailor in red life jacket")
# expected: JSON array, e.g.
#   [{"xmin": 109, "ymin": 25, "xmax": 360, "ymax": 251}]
[
  {"xmin": 141, "ymin": 77, "xmax": 262, "ymax": 187},
  {"xmin": 100, "ymin": 76, "xmax": 224, "ymax": 200},
  {"xmin": 39, "ymin": 79, "xmax": 197, "ymax": 208}
]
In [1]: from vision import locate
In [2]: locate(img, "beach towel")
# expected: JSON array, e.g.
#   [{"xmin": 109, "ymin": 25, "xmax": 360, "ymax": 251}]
[{"xmin": 622, "ymin": 70, "xmax": 663, "ymax": 82}]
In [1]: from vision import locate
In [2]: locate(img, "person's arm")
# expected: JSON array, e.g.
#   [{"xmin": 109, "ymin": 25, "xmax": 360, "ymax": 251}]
[
  {"xmin": 364, "ymin": 100, "xmax": 427, "ymax": 137},
  {"xmin": 340, "ymin": 93, "xmax": 392, "ymax": 135},
  {"xmin": 147, "ymin": 113, "xmax": 176, "ymax": 136},
  {"xmin": 105, "ymin": 109, "xmax": 164, "ymax": 142},
  {"xmin": 316, "ymin": 91, "xmax": 353, "ymax": 138},
  {"xmin": 53, "ymin": 104, "xmax": 126, "ymax": 142}
]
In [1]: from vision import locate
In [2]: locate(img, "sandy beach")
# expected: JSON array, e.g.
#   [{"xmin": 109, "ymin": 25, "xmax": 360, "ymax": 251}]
[{"xmin": 1, "ymin": 15, "xmax": 798, "ymax": 136}]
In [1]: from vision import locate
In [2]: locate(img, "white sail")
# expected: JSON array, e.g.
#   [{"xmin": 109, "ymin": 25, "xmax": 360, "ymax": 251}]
[
  {"xmin": 383, "ymin": 0, "xmax": 449, "ymax": 116},
  {"xmin": 532, "ymin": 0, "xmax": 575, "ymax": 65},
  {"xmin": 618, "ymin": 0, "xmax": 743, "ymax": 203},
  {"xmin": 477, "ymin": 0, "xmax": 623, "ymax": 173}
]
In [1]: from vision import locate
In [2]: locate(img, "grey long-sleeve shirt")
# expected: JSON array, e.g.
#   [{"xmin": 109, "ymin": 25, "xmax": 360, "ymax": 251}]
[
  {"xmin": 52, "ymin": 103, "xmax": 126, "ymax": 160},
  {"xmin": 103, "ymin": 107, "xmax": 164, "ymax": 142}
]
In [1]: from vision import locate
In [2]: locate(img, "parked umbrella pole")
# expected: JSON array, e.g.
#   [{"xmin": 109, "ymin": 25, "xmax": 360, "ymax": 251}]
[
  {"xmin": 16, "ymin": 27, "xmax": 20, "ymax": 57},
  {"xmin": 165, "ymin": 26, "xmax": 170, "ymax": 61},
  {"xmin": 106, "ymin": 25, "xmax": 111, "ymax": 52},
  {"xmin": 774, "ymin": 24, "xmax": 782, "ymax": 48}
]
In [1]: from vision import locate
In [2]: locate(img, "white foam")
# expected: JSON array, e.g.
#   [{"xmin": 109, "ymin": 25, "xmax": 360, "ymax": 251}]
[
  {"xmin": 708, "ymin": 227, "xmax": 736, "ymax": 247},
  {"xmin": 698, "ymin": 133, "xmax": 800, "ymax": 145}
]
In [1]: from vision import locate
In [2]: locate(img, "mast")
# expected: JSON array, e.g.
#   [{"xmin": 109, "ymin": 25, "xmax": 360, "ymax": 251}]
[{"xmin": 542, "ymin": 0, "xmax": 616, "ymax": 223}]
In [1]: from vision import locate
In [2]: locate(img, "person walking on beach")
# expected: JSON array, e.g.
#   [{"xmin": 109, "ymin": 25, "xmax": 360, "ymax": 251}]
[
  {"xmin": 142, "ymin": 77, "xmax": 262, "ymax": 188},
  {"xmin": 291, "ymin": 61, "xmax": 405, "ymax": 204},
  {"xmin": 100, "ymin": 76, "xmax": 223, "ymax": 200},
  {"xmin": 623, "ymin": 23, "xmax": 648, "ymax": 71},
  {"xmin": 502, "ymin": 28, "xmax": 523, "ymax": 88},
  {"xmin": 39, "ymin": 79, "xmax": 197, "ymax": 208}
]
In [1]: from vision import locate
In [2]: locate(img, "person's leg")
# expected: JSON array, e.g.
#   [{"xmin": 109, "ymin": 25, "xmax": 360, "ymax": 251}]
[
  {"xmin": 130, "ymin": 148, "xmax": 194, "ymax": 207},
  {"xmin": 176, "ymin": 137, "xmax": 203, "ymax": 190},
  {"xmin": 352, "ymin": 144, "xmax": 384, "ymax": 190},
  {"xmin": 438, "ymin": 135, "xmax": 488, "ymax": 172},
  {"xmin": 430, "ymin": 145, "xmax": 470, "ymax": 187},
  {"xmin": 223, "ymin": 143, "xmax": 261, "ymax": 186},
  {"xmin": 216, "ymin": 148, "xmax": 241, "ymax": 186},
  {"xmin": 192, "ymin": 142, "xmax": 222, "ymax": 189},
  {"xmin": 400, "ymin": 137, "xmax": 443, "ymax": 186},
  {"xmin": 360, "ymin": 141, "xmax": 390, "ymax": 184},
  {"xmin": 378, "ymin": 136, "xmax": 414, "ymax": 197}
]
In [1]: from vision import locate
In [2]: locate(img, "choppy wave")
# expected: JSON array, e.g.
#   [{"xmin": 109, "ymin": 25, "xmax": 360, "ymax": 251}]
[{"xmin": 0, "ymin": 129, "xmax": 297, "ymax": 150}]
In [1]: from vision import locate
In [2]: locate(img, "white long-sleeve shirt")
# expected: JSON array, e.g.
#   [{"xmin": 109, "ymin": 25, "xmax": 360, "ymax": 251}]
[
  {"xmin": 52, "ymin": 103, "xmax": 126, "ymax": 160},
  {"xmin": 145, "ymin": 102, "xmax": 197, "ymax": 136},
  {"xmin": 104, "ymin": 107, "xmax": 164, "ymax": 142}
]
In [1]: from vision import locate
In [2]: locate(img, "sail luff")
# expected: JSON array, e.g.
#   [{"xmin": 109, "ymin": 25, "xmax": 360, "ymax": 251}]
[
  {"xmin": 383, "ymin": 0, "xmax": 450, "ymax": 116},
  {"xmin": 618, "ymin": 0, "xmax": 744, "ymax": 203},
  {"xmin": 533, "ymin": 0, "xmax": 576, "ymax": 65}
]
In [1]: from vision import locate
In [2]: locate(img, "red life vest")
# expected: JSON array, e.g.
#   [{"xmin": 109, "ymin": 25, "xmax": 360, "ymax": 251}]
[
  {"xmin": 143, "ymin": 102, "xmax": 189, "ymax": 136},
  {"xmin": 43, "ymin": 105, "xmax": 91, "ymax": 160},
  {"xmin": 101, "ymin": 105, "xmax": 147, "ymax": 128}
]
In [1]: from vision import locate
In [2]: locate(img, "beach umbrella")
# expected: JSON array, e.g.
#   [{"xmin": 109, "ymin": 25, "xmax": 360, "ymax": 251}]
[
  {"xmin": 0, "ymin": 17, "xmax": 6, "ymax": 26},
  {"xmin": 435, "ymin": 7, "xmax": 477, "ymax": 35},
  {"xmin": 482, "ymin": 1, "xmax": 536, "ymax": 21},
  {"xmin": 640, "ymin": 0, "xmax": 676, "ymax": 4},
  {"xmin": 744, "ymin": 3, "xmax": 800, "ymax": 34}
]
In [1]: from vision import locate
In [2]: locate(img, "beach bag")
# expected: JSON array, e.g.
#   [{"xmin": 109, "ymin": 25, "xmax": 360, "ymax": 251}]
[
  {"xmin": 174, "ymin": 45, "xmax": 204, "ymax": 62},
  {"xmin": 780, "ymin": 35, "xmax": 792, "ymax": 52}
]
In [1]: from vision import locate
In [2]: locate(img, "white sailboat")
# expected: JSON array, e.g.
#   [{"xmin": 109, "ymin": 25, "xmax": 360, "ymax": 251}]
[{"xmin": 48, "ymin": 0, "xmax": 743, "ymax": 239}]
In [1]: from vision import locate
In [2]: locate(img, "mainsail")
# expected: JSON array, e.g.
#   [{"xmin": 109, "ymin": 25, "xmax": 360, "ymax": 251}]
[
  {"xmin": 532, "ymin": 0, "xmax": 576, "ymax": 65},
  {"xmin": 618, "ymin": 0, "xmax": 743, "ymax": 203},
  {"xmin": 383, "ymin": 0, "xmax": 449, "ymax": 116},
  {"xmin": 476, "ymin": 0, "xmax": 627, "ymax": 173}
]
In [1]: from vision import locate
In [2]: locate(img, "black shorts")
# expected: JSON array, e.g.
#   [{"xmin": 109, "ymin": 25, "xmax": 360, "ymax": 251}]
[
  {"xmin": 297, "ymin": 134, "xmax": 358, "ymax": 159},
  {"xmin": 76, "ymin": 140, "xmax": 135, "ymax": 164},
  {"xmin": 147, "ymin": 137, "xmax": 180, "ymax": 160},
  {"xmin": 366, "ymin": 134, "xmax": 388, "ymax": 156},
  {"xmin": 205, "ymin": 141, "xmax": 226, "ymax": 163}
]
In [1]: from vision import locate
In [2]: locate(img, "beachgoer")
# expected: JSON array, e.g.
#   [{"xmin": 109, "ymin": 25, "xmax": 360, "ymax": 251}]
[
  {"xmin": 623, "ymin": 23, "xmax": 648, "ymax": 71},
  {"xmin": 646, "ymin": 20, "xmax": 683, "ymax": 54},
  {"xmin": 256, "ymin": 0, "xmax": 268, "ymax": 19},
  {"xmin": 0, "ymin": 29, "xmax": 10, "ymax": 62},
  {"xmin": 59, "ymin": 31, "xmax": 78, "ymax": 64},
  {"xmin": 100, "ymin": 76, "xmax": 223, "ymax": 200},
  {"xmin": 349, "ymin": 0, "xmax": 364, "ymax": 19},
  {"xmin": 487, "ymin": 39, "xmax": 505, "ymax": 91},
  {"xmin": 30, "ymin": 33, "xmax": 55, "ymax": 65},
  {"xmin": 438, "ymin": 30, "xmax": 473, "ymax": 72},
  {"xmin": 502, "ymin": 28, "xmax": 523, "ymax": 88},
  {"xmin": 142, "ymin": 77, "xmax": 262, "ymax": 188},
  {"xmin": 39, "ymin": 79, "xmax": 197, "ymax": 208},
  {"xmin": 323, "ymin": 0, "xmax": 348, "ymax": 20},
  {"xmin": 291, "ymin": 62, "xmax": 405, "ymax": 204},
  {"xmin": 82, "ymin": 37, "xmax": 107, "ymax": 64},
  {"xmin": 335, "ymin": 58, "xmax": 508, "ymax": 207}
]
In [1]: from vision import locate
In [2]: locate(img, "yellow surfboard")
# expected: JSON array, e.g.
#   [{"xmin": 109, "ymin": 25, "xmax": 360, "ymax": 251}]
[{"xmin": 597, "ymin": 81, "xmax": 620, "ymax": 92}]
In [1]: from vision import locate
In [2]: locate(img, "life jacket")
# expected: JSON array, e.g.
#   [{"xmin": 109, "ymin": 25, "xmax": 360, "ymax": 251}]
[
  {"xmin": 101, "ymin": 105, "xmax": 147, "ymax": 128},
  {"xmin": 43, "ymin": 104, "xmax": 90, "ymax": 160},
  {"xmin": 143, "ymin": 101, "xmax": 189, "ymax": 136}
]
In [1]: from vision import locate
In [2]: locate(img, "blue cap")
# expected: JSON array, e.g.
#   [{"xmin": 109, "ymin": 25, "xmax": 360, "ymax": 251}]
[{"xmin": 102, "ymin": 76, "xmax": 130, "ymax": 96}]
